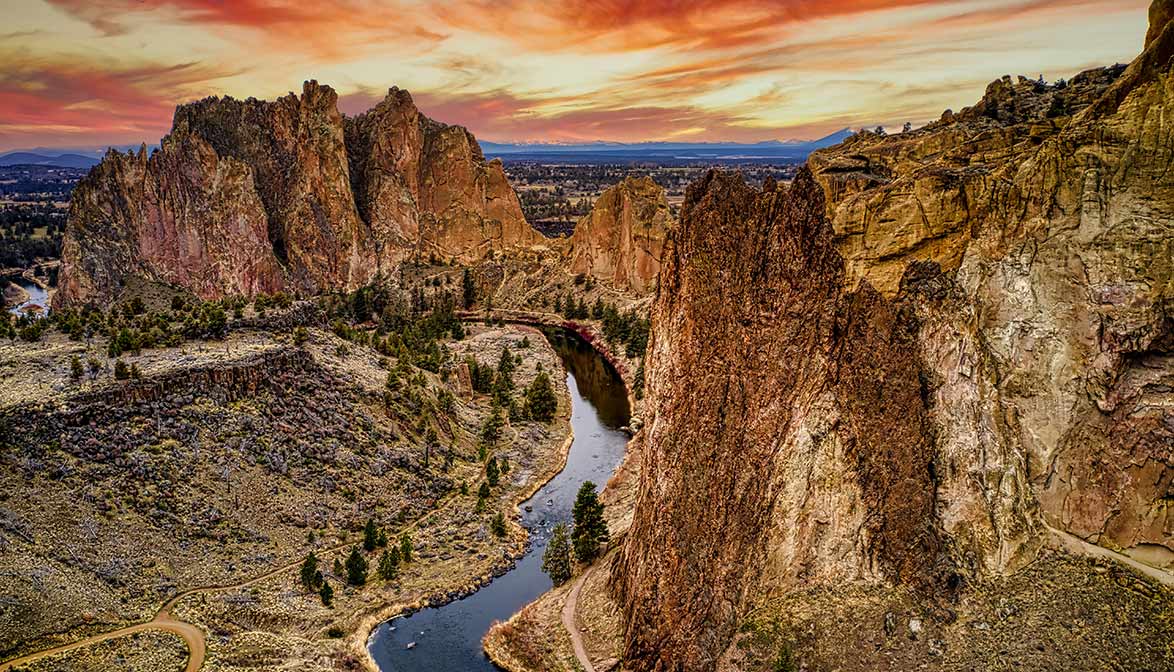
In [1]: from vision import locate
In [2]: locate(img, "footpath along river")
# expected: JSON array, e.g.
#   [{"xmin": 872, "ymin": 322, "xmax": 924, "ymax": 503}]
[{"xmin": 368, "ymin": 328, "xmax": 631, "ymax": 671}]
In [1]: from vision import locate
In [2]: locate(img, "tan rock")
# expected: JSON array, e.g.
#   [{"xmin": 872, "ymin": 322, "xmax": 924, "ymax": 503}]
[
  {"xmin": 568, "ymin": 176, "xmax": 671, "ymax": 293},
  {"xmin": 57, "ymin": 83, "xmax": 539, "ymax": 305}
]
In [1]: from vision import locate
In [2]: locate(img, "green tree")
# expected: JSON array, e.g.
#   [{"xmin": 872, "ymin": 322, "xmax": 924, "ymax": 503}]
[
  {"xmin": 486, "ymin": 456, "xmax": 500, "ymax": 487},
  {"xmin": 491, "ymin": 511, "xmax": 507, "ymax": 538},
  {"xmin": 541, "ymin": 523, "xmax": 573, "ymax": 586},
  {"xmin": 300, "ymin": 552, "xmax": 320, "ymax": 591},
  {"xmin": 525, "ymin": 371, "xmax": 558, "ymax": 422},
  {"xmin": 319, "ymin": 579, "xmax": 334, "ymax": 607},
  {"xmin": 462, "ymin": 268, "xmax": 477, "ymax": 308},
  {"xmin": 69, "ymin": 355, "xmax": 83, "ymax": 382},
  {"xmin": 293, "ymin": 326, "xmax": 309, "ymax": 346},
  {"xmin": 345, "ymin": 546, "xmax": 368, "ymax": 586},
  {"xmin": 114, "ymin": 359, "xmax": 130, "ymax": 380},
  {"xmin": 480, "ymin": 401, "xmax": 504, "ymax": 444},
  {"xmin": 378, "ymin": 549, "xmax": 399, "ymax": 581},
  {"xmin": 572, "ymin": 481, "xmax": 609, "ymax": 562},
  {"xmin": 363, "ymin": 518, "xmax": 379, "ymax": 552},
  {"xmin": 399, "ymin": 532, "xmax": 413, "ymax": 563}
]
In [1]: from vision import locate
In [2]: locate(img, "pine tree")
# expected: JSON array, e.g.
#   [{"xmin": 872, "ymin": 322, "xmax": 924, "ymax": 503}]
[
  {"xmin": 542, "ymin": 523, "xmax": 573, "ymax": 585},
  {"xmin": 378, "ymin": 549, "xmax": 399, "ymax": 581},
  {"xmin": 572, "ymin": 481, "xmax": 609, "ymax": 562},
  {"xmin": 486, "ymin": 456, "xmax": 500, "ymax": 487},
  {"xmin": 319, "ymin": 579, "xmax": 334, "ymax": 607},
  {"xmin": 399, "ymin": 532, "xmax": 413, "ymax": 563},
  {"xmin": 525, "ymin": 371, "xmax": 558, "ymax": 422},
  {"xmin": 300, "ymin": 552, "xmax": 320, "ymax": 591},
  {"xmin": 491, "ymin": 511, "xmax": 507, "ymax": 538},
  {"xmin": 345, "ymin": 546, "xmax": 368, "ymax": 585},
  {"xmin": 462, "ymin": 268, "xmax": 476, "ymax": 308},
  {"xmin": 69, "ymin": 355, "xmax": 83, "ymax": 382},
  {"xmin": 363, "ymin": 518, "xmax": 378, "ymax": 552}
]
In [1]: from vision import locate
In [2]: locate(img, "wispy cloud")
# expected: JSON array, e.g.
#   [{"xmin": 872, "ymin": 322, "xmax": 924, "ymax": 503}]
[{"xmin": 1, "ymin": 0, "xmax": 1151, "ymax": 150}]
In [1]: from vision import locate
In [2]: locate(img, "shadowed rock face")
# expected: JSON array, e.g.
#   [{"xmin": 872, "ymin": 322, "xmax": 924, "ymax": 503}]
[
  {"xmin": 612, "ymin": 169, "xmax": 951, "ymax": 672},
  {"xmin": 569, "ymin": 176, "xmax": 671, "ymax": 293},
  {"xmin": 613, "ymin": 3, "xmax": 1174, "ymax": 670},
  {"xmin": 57, "ymin": 82, "xmax": 538, "ymax": 305}
]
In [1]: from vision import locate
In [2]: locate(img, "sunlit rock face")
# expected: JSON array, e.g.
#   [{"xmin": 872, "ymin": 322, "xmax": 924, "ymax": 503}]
[
  {"xmin": 569, "ymin": 175, "xmax": 671, "ymax": 293},
  {"xmin": 614, "ymin": 4, "xmax": 1173, "ymax": 669},
  {"xmin": 57, "ymin": 82, "xmax": 538, "ymax": 305}
]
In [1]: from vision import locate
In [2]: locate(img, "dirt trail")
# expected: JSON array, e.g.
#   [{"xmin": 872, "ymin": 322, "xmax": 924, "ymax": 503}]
[
  {"xmin": 562, "ymin": 565, "xmax": 597, "ymax": 672},
  {"xmin": 0, "ymin": 486, "xmax": 465, "ymax": 672},
  {"xmin": 0, "ymin": 610, "xmax": 204, "ymax": 672}
]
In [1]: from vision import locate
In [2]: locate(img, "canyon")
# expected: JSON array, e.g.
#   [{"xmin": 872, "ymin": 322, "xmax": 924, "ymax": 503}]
[
  {"xmin": 609, "ymin": 3, "xmax": 1174, "ymax": 670},
  {"xmin": 6, "ymin": 2, "xmax": 1173, "ymax": 671}
]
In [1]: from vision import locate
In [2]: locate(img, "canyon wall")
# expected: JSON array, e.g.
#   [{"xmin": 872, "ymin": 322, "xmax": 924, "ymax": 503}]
[
  {"xmin": 614, "ymin": 3, "xmax": 1174, "ymax": 670},
  {"xmin": 57, "ymin": 83, "xmax": 539, "ymax": 305},
  {"xmin": 568, "ymin": 175, "xmax": 671, "ymax": 293}
]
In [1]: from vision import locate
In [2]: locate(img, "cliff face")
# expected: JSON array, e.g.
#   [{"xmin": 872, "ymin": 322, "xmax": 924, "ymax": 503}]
[
  {"xmin": 568, "ymin": 176, "xmax": 671, "ymax": 293},
  {"xmin": 614, "ymin": 4, "xmax": 1174, "ymax": 670},
  {"xmin": 57, "ymin": 83, "xmax": 538, "ymax": 305}
]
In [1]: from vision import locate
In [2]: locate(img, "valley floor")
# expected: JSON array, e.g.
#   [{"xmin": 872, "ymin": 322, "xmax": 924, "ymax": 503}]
[{"xmin": 0, "ymin": 321, "xmax": 573, "ymax": 672}]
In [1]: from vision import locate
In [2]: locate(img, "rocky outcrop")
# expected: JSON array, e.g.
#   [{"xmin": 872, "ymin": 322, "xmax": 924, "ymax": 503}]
[
  {"xmin": 613, "ymin": 4, "xmax": 1174, "ymax": 670},
  {"xmin": 57, "ymin": 83, "xmax": 538, "ymax": 305},
  {"xmin": 568, "ymin": 176, "xmax": 671, "ymax": 293}
]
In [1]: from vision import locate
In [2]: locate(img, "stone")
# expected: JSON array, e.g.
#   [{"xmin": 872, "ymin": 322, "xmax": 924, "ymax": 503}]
[
  {"xmin": 612, "ymin": 4, "xmax": 1174, "ymax": 669},
  {"xmin": 568, "ymin": 175, "xmax": 671, "ymax": 293},
  {"xmin": 57, "ymin": 83, "xmax": 539, "ymax": 306}
]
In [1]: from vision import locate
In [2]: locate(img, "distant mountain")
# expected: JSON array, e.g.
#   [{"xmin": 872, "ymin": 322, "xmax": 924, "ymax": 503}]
[
  {"xmin": 0, "ymin": 152, "xmax": 100, "ymax": 169},
  {"xmin": 480, "ymin": 130, "xmax": 855, "ymax": 163}
]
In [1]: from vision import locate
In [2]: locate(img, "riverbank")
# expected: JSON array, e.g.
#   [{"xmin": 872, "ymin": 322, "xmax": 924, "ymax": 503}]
[
  {"xmin": 480, "ymin": 325, "xmax": 643, "ymax": 672},
  {"xmin": 0, "ymin": 322, "xmax": 575, "ymax": 672},
  {"xmin": 365, "ymin": 324, "xmax": 632, "ymax": 672}
]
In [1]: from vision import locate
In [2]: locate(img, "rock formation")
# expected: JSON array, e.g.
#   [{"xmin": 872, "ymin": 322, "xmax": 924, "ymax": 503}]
[
  {"xmin": 57, "ymin": 83, "xmax": 539, "ymax": 305},
  {"xmin": 613, "ymin": 3, "xmax": 1174, "ymax": 669},
  {"xmin": 568, "ymin": 176, "xmax": 671, "ymax": 293}
]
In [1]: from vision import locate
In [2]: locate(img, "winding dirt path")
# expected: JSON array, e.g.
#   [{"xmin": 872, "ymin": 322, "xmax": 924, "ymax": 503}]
[
  {"xmin": 0, "ymin": 606, "xmax": 204, "ymax": 672},
  {"xmin": 0, "ymin": 490, "xmax": 459, "ymax": 672},
  {"xmin": 562, "ymin": 565, "xmax": 597, "ymax": 672}
]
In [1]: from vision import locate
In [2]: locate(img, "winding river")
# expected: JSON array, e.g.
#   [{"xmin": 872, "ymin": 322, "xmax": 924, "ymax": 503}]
[{"xmin": 368, "ymin": 328, "xmax": 631, "ymax": 671}]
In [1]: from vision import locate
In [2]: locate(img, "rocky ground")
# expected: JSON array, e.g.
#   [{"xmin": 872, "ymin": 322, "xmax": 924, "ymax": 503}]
[
  {"xmin": 15, "ymin": 630, "xmax": 188, "ymax": 672},
  {"xmin": 0, "ymin": 319, "xmax": 572, "ymax": 671}
]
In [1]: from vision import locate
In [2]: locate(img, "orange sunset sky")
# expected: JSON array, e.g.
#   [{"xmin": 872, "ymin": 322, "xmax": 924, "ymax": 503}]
[{"xmin": 0, "ymin": 0, "xmax": 1152, "ymax": 151}]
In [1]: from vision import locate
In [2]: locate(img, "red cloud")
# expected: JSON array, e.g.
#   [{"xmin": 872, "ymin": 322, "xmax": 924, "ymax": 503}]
[
  {"xmin": 0, "ymin": 55, "xmax": 231, "ymax": 150},
  {"xmin": 341, "ymin": 87, "xmax": 844, "ymax": 144},
  {"xmin": 46, "ymin": 0, "xmax": 446, "ymax": 57}
]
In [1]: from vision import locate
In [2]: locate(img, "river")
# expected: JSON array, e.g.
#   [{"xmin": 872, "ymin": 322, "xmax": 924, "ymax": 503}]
[
  {"xmin": 367, "ymin": 328, "xmax": 631, "ymax": 671},
  {"xmin": 5, "ymin": 279, "xmax": 50, "ymax": 316}
]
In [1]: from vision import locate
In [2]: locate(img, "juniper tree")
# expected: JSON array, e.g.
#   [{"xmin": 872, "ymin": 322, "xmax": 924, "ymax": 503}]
[
  {"xmin": 399, "ymin": 532, "xmax": 413, "ymax": 563},
  {"xmin": 525, "ymin": 371, "xmax": 558, "ymax": 422},
  {"xmin": 378, "ymin": 549, "xmax": 399, "ymax": 581},
  {"xmin": 363, "ymin": 518, "xmax": 379, "ymax": 552},
  {"xmin": 572, "ymin": 481, "xmax": 609, "ymax": 562},
  {"xmin": 541, "ymin": 523, "xmax": 573, "ymax": 586},
  {"xmin": 319, "ymin": 580, "xmax": 333, "ymax": 607},
  {"xmin": 345, "ymin": 546, "xmax": 368, "ymax": 585},
  {"xmin": 491, "ymin": 511, "xmax": 507, "ymax": 538},
  {"xmin": 300, "ymin": 552, "xmax": 320, "ymax": 591},
  {"xmin": 486, "ymin": 456, "xmax": 500, "ymax": 487}
]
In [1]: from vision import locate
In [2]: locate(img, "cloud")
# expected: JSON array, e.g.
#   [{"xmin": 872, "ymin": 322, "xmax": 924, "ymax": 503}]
[
  {"xmin": 0, "ymin": 54, "xmax": 234, "ymax": 150},
  {"xmin": 46, "ymin": 0, "xmax": 446, "ymax": 57}
]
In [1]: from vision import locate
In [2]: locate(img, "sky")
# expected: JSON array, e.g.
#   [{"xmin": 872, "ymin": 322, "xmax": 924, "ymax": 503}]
[{"xmin": 0, "ymin": 0, "xmax": 1152, "ymax": 152}]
